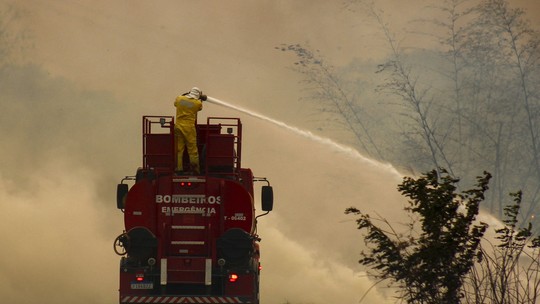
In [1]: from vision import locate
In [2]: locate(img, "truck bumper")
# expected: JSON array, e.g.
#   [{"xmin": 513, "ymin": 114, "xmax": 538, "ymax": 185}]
[{"xmin": 120, "ymin": 295, "xmax": 253, "ymax": 303}]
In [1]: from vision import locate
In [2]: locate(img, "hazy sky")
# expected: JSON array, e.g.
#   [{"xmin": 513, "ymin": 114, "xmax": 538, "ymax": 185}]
[
  {"xmin": 2, "ymin": 1, "xmax": 540, "ymax": 303},
  {"xmin": 11, "ymin": 0, "xmax": 540, "ymax": 122}
]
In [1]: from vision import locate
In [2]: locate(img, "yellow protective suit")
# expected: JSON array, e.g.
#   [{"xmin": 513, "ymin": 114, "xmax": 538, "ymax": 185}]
[{"xmin": 174, "ymin": 94, "xmax": 203, "ymax": 173}]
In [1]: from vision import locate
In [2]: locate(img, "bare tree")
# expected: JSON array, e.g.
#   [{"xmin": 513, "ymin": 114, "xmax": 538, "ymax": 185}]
[
  {"xmin": 461, "ymin": 0, "xmax": 540, "ymax": 219},
  {"xmin": 282, "ymin": 0, "xmax": 540, "ymax": 218},
  {"xmin": 463, "ymin": 191, "xmax": 540, "ymax": 304},
  {"xmin": 483, "ymin": 0, "xmax": 540, "ymax": 220},
  {"xmin": 429, "ymin": 0, "xmax": 522, "ymax": 217},
  {"xmin": 350, "ymin": 0, "xmax": 540, "ymax": 218},
  {"xmin": 276, "ymin": 44, "xmax": 385, "ymax": 160},
  {"xmin": 371, "ymin": 7, "xmax": 457, "ymax": 178}
]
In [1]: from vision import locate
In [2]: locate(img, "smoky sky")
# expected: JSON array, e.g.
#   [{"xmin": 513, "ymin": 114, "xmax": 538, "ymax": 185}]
[
  {"xmin": 11, "ymin": 0, "xmax": 540, "ymax": 123},
  {"xmin": 2, "ymin": 0, "xmax": 540, "ymax": 303},
  {"xmin": 0, "ymin": 63, "xmax": 405, "ymax": 303}
]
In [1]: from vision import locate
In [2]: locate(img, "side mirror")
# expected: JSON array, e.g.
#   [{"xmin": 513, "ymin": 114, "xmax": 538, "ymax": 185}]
[
  {"xmin": 261, "ymin": 185, "xmax": 273, "ymax": 212},
  {"xmin": 117, "ymin": 184, "xmax": 129, "ymax": 209}
]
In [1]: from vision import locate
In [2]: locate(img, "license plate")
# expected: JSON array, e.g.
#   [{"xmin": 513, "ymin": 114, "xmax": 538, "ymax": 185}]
[{"xmin": 131, "ymin": 282, "xmax": 154, "ymax": 289}]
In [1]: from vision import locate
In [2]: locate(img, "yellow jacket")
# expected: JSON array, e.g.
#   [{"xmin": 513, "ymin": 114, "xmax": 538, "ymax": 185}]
[{"xmin": 174, "ymin": 95, "xmax": 203, "ymax": 125}]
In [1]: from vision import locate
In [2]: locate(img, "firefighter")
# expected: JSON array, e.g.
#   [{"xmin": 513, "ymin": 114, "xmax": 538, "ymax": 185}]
[{"xmin": 174, "ymin": 87, "xmax": 204, "ymax": 174}]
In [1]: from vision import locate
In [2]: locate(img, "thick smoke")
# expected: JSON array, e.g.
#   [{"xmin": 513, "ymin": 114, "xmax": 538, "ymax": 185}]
[
  {"xmin": 0, "ymin": 159, "xmax": 119, "ymax": 303},
  {"xmin": 211, "ymin": 105, "xmax": 406, "ymax": 303},
  {"xmin": 0, "ymin": 64, "xmax": 404, "ymax": 303},
  {"xmin": 5, "ymin": 1, "xmax": 537, "ymax": 303},
  {"xmin": 0, "ymin": 64, "xmax": 128, "ymax": 303},
  {"xmin": 0, "ymin": 2, "xmax": 409, "ymax": 303}
]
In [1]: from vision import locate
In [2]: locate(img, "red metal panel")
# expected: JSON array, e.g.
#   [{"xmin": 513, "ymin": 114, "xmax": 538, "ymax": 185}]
[
  {"xmin": 225, "ymin": 273, "xmax": 257, "ymax": 299},
  {"xmin": 145, "ymin": 133, "xmax": 175, "ymax": 169},
  {"xmin": 124, "ymin": 179, "xmax": 156, "ymax": 233},
  {"xmin": 206, "ymin": 134, "xmax": 235, "ymax": 167},
  {"xmin": 142, "ymin": 116, "xmax": 175, "ymax": 170},
  {"xmin": 166, "ymin": 257, "xmax": 207, "ymax": 284},
  {"xmin": 222, "ymin": 180, "xmax": 255, "ymax": 234}
]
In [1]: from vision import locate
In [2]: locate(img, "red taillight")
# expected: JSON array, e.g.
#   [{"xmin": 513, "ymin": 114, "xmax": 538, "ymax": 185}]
[{"xmin": 228, "ymin": 273, "xmax": 239, "ymax": 283}]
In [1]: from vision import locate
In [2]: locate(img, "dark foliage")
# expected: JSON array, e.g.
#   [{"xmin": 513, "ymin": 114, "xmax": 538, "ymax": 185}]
[{"xmin": 346, "ymin": 169, "xmax": 490, "ymax": 303}]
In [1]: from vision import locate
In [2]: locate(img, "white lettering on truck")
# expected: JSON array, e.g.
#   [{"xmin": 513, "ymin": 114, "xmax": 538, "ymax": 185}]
[
  {"xmin": 161, "ymin": 206, "xmax": 217, "ymax": 217},
  {"xmin": 156, "ymin": 195, "xmax": 221, "ymax": 217},
  {"xmin": 155, "ymin": 195, "xmax": 221, "ymax": 205}
]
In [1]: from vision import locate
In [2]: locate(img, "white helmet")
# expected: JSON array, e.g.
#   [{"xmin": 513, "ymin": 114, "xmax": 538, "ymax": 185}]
[{"xmin": 186, "ymin": 87, "xmax": 201, "ymax": 99}]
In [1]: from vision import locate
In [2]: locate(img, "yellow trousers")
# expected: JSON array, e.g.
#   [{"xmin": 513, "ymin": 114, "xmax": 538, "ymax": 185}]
[{"xmin": 175, "ymin": 124, "xmax": 199, "ymax": 173}]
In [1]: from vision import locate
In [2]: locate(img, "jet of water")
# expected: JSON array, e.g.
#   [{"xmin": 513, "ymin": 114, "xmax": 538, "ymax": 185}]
[{"xmin": 206, "ymin": 96, "xmax": 400, "ymax": 176}]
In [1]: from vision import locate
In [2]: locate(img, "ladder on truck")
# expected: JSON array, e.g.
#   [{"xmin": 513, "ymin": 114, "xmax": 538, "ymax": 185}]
[{"xmin": 165, "ymin": 190, "xmax": 214, "ymax": 287}]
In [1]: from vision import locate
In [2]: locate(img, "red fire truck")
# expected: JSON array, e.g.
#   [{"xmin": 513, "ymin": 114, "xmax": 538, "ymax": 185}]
[{"xmin": 114, "ymin": 116, "xmax": 273, "ymax": 304}]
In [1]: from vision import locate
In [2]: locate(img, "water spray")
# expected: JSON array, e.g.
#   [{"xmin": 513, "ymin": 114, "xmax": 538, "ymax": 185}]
[{"xmin": 206, "ymin": 96, "xmax": 400, "ymax": 176}]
